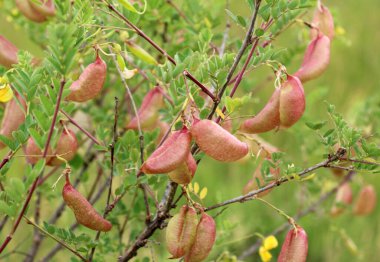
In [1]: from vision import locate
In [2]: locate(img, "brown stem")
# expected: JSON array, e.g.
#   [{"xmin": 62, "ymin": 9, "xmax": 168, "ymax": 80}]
[{"xmin": 60, "ymin": 110, "xmax": 102, "ymax": 146}]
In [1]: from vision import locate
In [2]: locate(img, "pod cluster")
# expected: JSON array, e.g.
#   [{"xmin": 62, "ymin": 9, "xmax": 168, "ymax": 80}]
[{"xmin": 166, "ymin": 206, "xmax": 216, "ymax": 262}]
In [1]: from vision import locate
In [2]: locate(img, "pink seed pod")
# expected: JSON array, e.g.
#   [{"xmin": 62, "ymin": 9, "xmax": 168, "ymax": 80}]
[
  {"xmin": 126, "ymin": 86, "xmax": 165, "ymax": 130},
  {"xmin": 0, "ymin": 36, "xmax": 18, "ymax": 68},
  {"xmin": 168, "ymin": 153, "xmax": 197, "ymax": 185},
  {"xmin": 310, "ymin": 3, "xmax": 334, "ymax": 40},
  {"xmin": 242, "ymin": 162, "xmax": 280, "ymax": 197},
  {"xmin": 191, "ymin": 119, "xmax": 249, "ymax": 162},
  {"xmin": 141, "ymin": 127, "xmax": 191, "ymax": 174},
  {"xmin": 166, "ymin": 205, "xmax": 198, "ymax": 258},
  {"xmin": 0, "ymin": 93, "xmax": 27, "ymax": 149},
  {"xmin": 48, "ymin": 129, "xmax": 78, "ymax": 166},
  {"xmin": 15, "ymin": 0, "xmax": 47, "ymax": 23},
  {"xmin": 240, "ymin": 75, "xmax": 305, "ymax": 133},
  {"xmin": 24, "ymin": 137, "xmax": 53, "ymax": 164},
  {"xmin": 278, "ymin": 226, "xmax": 308, "ymax": 262},
  {"xmin": 331, "ymin": 183, "xmax": 353, "ymax": 217},
  {"xmin": 294, "ymin": 34, "xmax": 331, "ymax": 83},
  {"xmin": 66, "ymin": 54, "xmax": 107, "ymax": 102},
  {"xmin": 279, "ymin": 75, "xmax": 306, "ymax": 128},
  {"xmin": 184, "ymin": 212, "xmax": 216, "ymax": 262},
  {"xmin": 353, "ymin": 185, "xmax": 377, "ymax": 216},
  {"xmin": 28, "ymin": 0, "xmax": 55, "ymax": 17},
  {"xmin": 62, "ymin": 176, "xmax": 112, "ymax": 232}
]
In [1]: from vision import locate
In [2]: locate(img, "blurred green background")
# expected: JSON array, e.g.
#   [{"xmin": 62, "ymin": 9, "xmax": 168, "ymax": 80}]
[{"xmin": 0, "ymin": 0, "xmax": 379, "ymax": 261}]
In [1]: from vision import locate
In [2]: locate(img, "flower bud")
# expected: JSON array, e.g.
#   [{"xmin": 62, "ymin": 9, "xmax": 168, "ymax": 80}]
[
  {"xmin": 294, "ymin": 34, "xmax": 330, "ymax": 83},
  {"xmin": 278, "ymin": 226, "xmax": 308, "ymax": 262},
  {"xmin": 66, "ymin": 54, "xmax": 107, "ymax": 102},
  {"xmin": 191, "ymin": 119, "xmax": 249, "ymax": 162},
  {"xmin": 141, "ymin": 127, "xmax": 191, "ymax": 174},
  {"xmin": 62, "ymin": 176, "xmax": 112, "ymax": 232},
  {"xmin": 0, "ymin": 36, "xmax": 18, "ymax": 68},
  {"xmin": 331, "ymin": 183, "xmax": 352, "ymax": 217},
  {"xmin": 0, "ymin": 93, "xmax": 27, "ymax": 149},
  {"xmin": 354, "ymin": 185, "xmax": 377, "ymax": 216},
  {"xmin": 168, "ymin": 153, "xmax": 197, "ymax": 185},
  {"xmin": 184, "ymin": 212, "xmax": 216, "ymax": 262},
  {"xmin": 126, "ymin": 86, "xmax": 165, "ymax": 130},
  {"xmin": 310, "ymin": 3, "xmax": 334, "ymax": 40},
  {"xmin": 240, "ymin": 75, "xmax": 305, "ymax": 133},
  {"xmin": 48, "ymin": 129, "xmax": 78, "ymax": 166},
  {"xmin": 166, "ymin": 205, "xmax": 198, "ymax": 258}
]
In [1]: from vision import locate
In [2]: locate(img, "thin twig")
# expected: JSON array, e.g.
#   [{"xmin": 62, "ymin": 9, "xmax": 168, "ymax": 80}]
[{"xmin": 219, "ymin": 0, "xmax": 231, "ymax": 57}]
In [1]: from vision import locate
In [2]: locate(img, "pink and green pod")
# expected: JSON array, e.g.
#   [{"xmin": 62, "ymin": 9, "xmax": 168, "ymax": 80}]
[
  {"xmin": 48, "ymin": 129, "xmax": 78, "ymax": 166},
  {"xmin": 24, "ymin": 137, "xmax": 53, "ymax": 164},
  {"xmin": 184, "ymin": 212, "xmax": 216, "ymax": 262},
  {"xmin": 331, "ymin": 182, "xmax": 353, "ymax": 217},
  {"xmin": 62, "ymin": 176, "xmax": 112, "ymax": 232},
  {"xmin": 126, "ymin": 86, "xmax": 165, "ymax": 130},
  {"xmin": 240, "ymin": 75, "xmax": 305, "ymax": 133},
  {"xmin": 141, "ymin": 127, "xmax": 191, "ymax": 174},
  {"xmin": 353, "ymin": 185, "xmax": 377, "ymax": 216},
  {"xmin": 166, "ymin": 206, "xmax": 198, "ymax": 259},
  {"xmin": 191, "ymin": 119, "xmax": 249, "ymax": 162},
  {"xmin": 310, "ymin": 3, "xmax": 334, "ymax": 40},
  {"xmin": 66, "ymin": 54, "xmax": 107, "ymax": 102},
  {"xmin": 278, "ymin": 226, "xmax": 308, "ymax": 262},
  {"xmin": 294, "ymin": 34, "xmax": 331, "ymax": 83},
  {"xmin": 0, "ymin": 36, "xmax": 18, "ymax": 68},
  {"xmin": 168, "ymin": 153, "xmax": 197, "ymax": 185},
  {"xmin": 15, "ymin": 0, "xmax": 47, "ymax": 23},
  {"xmin": 0, "ymin": 93, "xmax": 27, "ymax": 149},
  {"xmin": 28, "ymin": 0, "xmax": 56, "ymax": 17}
]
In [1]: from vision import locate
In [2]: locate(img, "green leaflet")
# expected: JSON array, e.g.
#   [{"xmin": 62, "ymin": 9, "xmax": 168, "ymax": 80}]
[{"xmin": 117, "ymin": 0, "xmax": 147, "ymax": 15}]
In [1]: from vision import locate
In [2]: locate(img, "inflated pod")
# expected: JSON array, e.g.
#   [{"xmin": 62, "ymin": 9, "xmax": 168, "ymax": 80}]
[
  {"xmin": 310, "ymin": 3, "xmax": 334, "ymax": 40},
  {"xmin": 278, "ymin": 226, "xmax": 308, "ymax": 262},
  {"xmin": 126, "ymin": 86, "xmax": 165, "ymax": 130},
  {"xmin": 24, "ymin": 137, "xmax": 53, "ymax": 164},
  {"xmin": 331, "ymin": 183, "xmax": 353, "ymax": 217},
  {"xmin": 48, "ymin": 129, "xmax": 78, "ymax": 166},
  {"xmin": 184, "ymin": 212, "xmax": 216, "ymax": 262},
  {"xmin": 353, "ymin": 185, "xmax": 377, "ymax": 216},
  {"xmin": 166, "ymin": 206, "xmax": 198, "ymax": 258},
  {"xmin": 242, "ymin": 163, "xmax": 280, "ymax": 197},
  {"xmin": 191, "ymin": 119, "xmax": 249, "ymax": 162},
  {"xmin": 168, "ymin": 153, "xmax": 197, "ymax": 185},
  {"xmin": 62, "ymin": 176, "xmax": 112, "ymax": 232},
  {"xmin": 66, "ymin": 54, "xmax": 107, "ymax": 102},
  {"xmin": 240, "ymin": 75, "xmax": 305, "ymax": 133},
  {"xmin": 294, "ymin": 34, "xmax": 330, "ymax": 83},
  {"xmin": 15, "ymin": 0, "xmax": 47, "ymax": 22},
  {"xmin": 141, "ymin": 127, "xmax": 191, "ymax": 174},
  {"xmin": 0, "ymin": 36, "xmax": 18, "ymax": 68},
  {"xmin": 28, "ymin": 0, "xmax": 56, "ymax": 17},
  {"xmin": 0, "ymin": 94, "xmax": 27, "ymax": 149}
]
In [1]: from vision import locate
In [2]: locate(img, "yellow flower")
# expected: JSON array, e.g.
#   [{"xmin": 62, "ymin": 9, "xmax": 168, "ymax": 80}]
[
  {"xmin": 0, "ymin": 77, "xmax": 13, "ymax": 103},
  {"xmin": 263, "ymin": 235, "xmax": 278, "ymax": 250},
  {"xmin": 259, "ymin": 246, "xmax": 272, "ymax": 262},
  {"xmin": 259, "ymin": 235, "xmax": 278, "ymax": 262}
]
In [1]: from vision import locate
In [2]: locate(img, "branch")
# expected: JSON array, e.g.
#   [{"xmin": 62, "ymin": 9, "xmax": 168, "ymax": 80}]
[
  {"xmin": 204, "ymin": 149, "xmax": 346, "ymax": 212},
  {"xmin": 0, "ymin": 79, "xmax": 66, "ymax": 254},
  {"xmin": 238, "ymin": 171, "xmax": 356, "ymax": 260}
]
